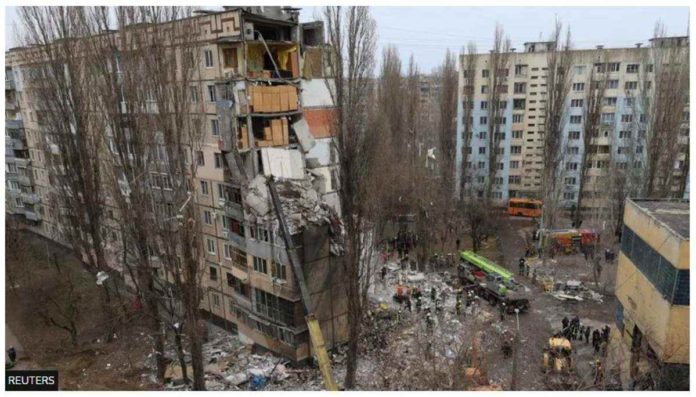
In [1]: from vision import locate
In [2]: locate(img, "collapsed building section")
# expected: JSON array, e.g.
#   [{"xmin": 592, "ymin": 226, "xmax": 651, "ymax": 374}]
[{"xmin": 200, "ymin": 6, "xmax": 347, "ymax": 363}]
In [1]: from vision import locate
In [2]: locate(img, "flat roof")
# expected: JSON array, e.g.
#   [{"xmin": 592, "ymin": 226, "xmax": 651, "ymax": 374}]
[{"xmin": 630, "ymin": 199, "xmax": 689, "ymax": 240}]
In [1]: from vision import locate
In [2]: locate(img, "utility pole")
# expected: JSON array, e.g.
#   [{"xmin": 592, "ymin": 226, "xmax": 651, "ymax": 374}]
[{"xmin": 510, "ymin": 308, "xmax": 520, "ymax": 390}]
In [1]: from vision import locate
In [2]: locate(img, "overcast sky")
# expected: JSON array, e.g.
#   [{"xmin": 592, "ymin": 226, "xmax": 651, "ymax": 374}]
[{"xmin": 6, "ymin": 6, "xmax": 689, "ymax": 73}]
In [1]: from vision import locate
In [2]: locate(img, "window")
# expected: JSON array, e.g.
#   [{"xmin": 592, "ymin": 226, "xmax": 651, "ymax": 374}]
[
  {"xmin": 594, "ymin": 63, "xmax": 606, "ymax": 73},
  {"xmin": 509, "ymin": 160, "xmax": 520, "ymax": 169},
  {"xmin": 204, "ymin": 210, "xmax": 213, "ymax": 225},
  {"xmin": 212, "ymin": 294, "xmax": 221, "ymax": 307},
  {"xmin": 604, "ymin": 97, "xmax": 617, "ymax": 106},
  {"xmin": 646, "ymin": 64, "xmax": 654, "ymax": 73},
  {"xmin": 271, "ymin": 262, "xmax": 287, "ymax": 280},
  {"xmin": 570, "ymin": 99, "xmax": 583, "ymax": 107},
  {"xmin": 607, "ymin": 80, "xmax": 619, "ymax": 89},
  {"xmin": 206, "ymin": 238, "xmax": 216, "ymax": 254},
  {"xmin": 196, "ymin": 151, "xmax": 205, "ymax": 166},
  {"xmin": 476, "ymin": 131, "xmax": 487, "ymax": 140},
  {"xmin": 494, "ymin": 132, "xmax": 505, "ymax": 141},
  {"xmin": 254, "ymin": 289, "xmax": 295, "ymax": 325},
  {"xmin": 513, "ymin": 98, "xmax": 525, "ymax": 109},
  {"xmin": 624, "ymin": 81, "xmax": 638, "ymax": 90},
  {"xmin": 601, "ymin": 113, "xmax": 615, "ymax": 123},
  {"xmin": 617, "ymin": 146, "xmax": 628, "ymax": 154},
  {"xmin": 477, "ymin": 161, "xmax": 485, "ymax": 169},
  {"xmin": 568, "ymin": 131, "xmax": 580, "ymax": 140},
  {"xmin": 479, "ymin": 116, "xmax": 488, "ymax": 125},
  {"xmin": 482, "ymin": 69, "xmax": 489, "ymax": 78},
  {"xmin": 223, "ymin": 244, "xmax": 233, "ymax": 260},
  {"xmin": 204, "ymin": 49, "xmax": 214, "ymax": 68},
  {"xmin": 619, "ymin": 130, "xmax": 631, "ymax": 139},
  {"xmin": 574, "ymin": 65, "xmax": 586, "ymax": 75},
  {"xmin": 250, "ymin": 225, "xmax": 270, "ymax": 242},
  {"xmin": 626, "ymin": 64, "xmax": 639, "ymax": 73},
  {"xmin": 207, "ymin": 85, "xmax": 217, "ymax": 102},
  {"xmin": 211, "ymin": 119, "xmax": 220, "ymax": 136},
  {"xmin": 621, "ymin": 114, "xmax": 633, "ymax": 123},
  {"xmin": 480, "ymin": 101, "xmax": 488, "ymax": 110},
  {"xmin": 512, "ymin": 130, "xmax": 523, "ymax": 139},
  {"xmin": 222, "ymin": 48, "xmax": 238, "ymax": 68},
  {"xmin": 513, "ymin": 83, "xmax": 526, "ymax": 94},
  {"xmin": 209, "ymin": 266, "xmax": 218, "ymax": 281},
  {"xmin": 509, "ymin": 175, "xmax": 521, "ymax": 184},
  {"xmin": 478, "ymin": 147, "xmax": 486, "ymax": 155},
  {"xmin": 200, "ymin": 180, "xmax": 209, "ymax": 195},
  {"xmin": 512, "ymin": 114, "xmax": 523, "ymax": 123},
  {"xmin": 510, "ymin": 146, "xmax": 522, "ymax": 154},
  {"xmin": 572, "ymin": 82, "xmax": 585, "ymax": 91},
  {"xmin": 570, "ymin": 115, "xmax": 582, "ymax": 124},
  {"xmin": 214, "ymin": 153, "xmax": 223, "ymax": 169},
  {"xmin": 566, "ymin": 162, "xmax": 578, "ymax": 171},
  {"xmin": 476, "ymin": 176, "xmax": 485, "ymax": 184},
  {"xmin": 636, "ymin": 146, "xmax": 643, "ymax": 154},
  {"xmin": 565, "ymin": 177, "xmax": 576, "ymax": 185},
  {"xmin": 481, "ymin": 85, "xmax": 489, "ymax": 94},
  {"xmin": 563, "ymin": 192, "xmax": 575, "ymax": 200},
  {"xmin": 566, "ymin": 146, "xmax": 579, "ymax": 155},
  {"xmin": 253, "ymin": 256, "xmax": 268, "ymax": 273},
  {"xmin": 607, "ymin": 62, "xmax": 620, "ymax": 72},
  {"xmin": 624, "ymin": 98, "xmax": 634, "ymax": 107},
  {"xmin": 514, "ymin": 64, "xmax": 527, "ymax": 76},
  {"xmin": 496, "ymin": 162, "xmax": 504, "ymax": 170}
]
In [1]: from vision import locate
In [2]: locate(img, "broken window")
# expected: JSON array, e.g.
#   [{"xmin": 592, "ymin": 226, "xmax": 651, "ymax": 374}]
[
  {"xmin": 254, "ymin": 289, "xmax": 295, "ymax": 326},
  {"xmin": 222, "ymin": 48, "xmax": 238, "ymax": 69}
]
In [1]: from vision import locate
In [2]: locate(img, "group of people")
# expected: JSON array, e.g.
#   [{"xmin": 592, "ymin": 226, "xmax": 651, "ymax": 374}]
[
  {"xmin": 561, "ymin": 316, "xmax": 611, "ymax": 354},
  {"xmin": 391, "ymin": 231, "xmax": 418, "ymax": 259}
]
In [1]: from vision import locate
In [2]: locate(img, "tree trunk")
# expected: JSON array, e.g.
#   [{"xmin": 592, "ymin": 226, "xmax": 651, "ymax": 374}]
[
  {"xmin": 187, "ymin": 310, "xmax": 206, "ymax": 390},
  {"xmin": 174, "ymin": 328, "xmax": 189, "ymax": 385}
]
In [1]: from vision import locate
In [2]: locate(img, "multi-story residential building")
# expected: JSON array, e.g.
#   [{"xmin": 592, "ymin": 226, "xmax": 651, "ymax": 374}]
[
  {"xmin": 455, "ymin": 38, "xmax": 689, "ymax": 215},
  {"xmin": 5, "ymin": 6, "xmax": 346, "ymax": 363},
  {"xmin": 5, "ymin": 64, "xmax": 42, "ymax": 224},
  {"xmin": 607, "ymin": 198, "xmax": 689, "ymax": 390}
]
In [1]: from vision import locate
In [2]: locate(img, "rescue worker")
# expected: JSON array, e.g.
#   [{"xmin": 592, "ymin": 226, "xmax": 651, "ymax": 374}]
[
  {"xmin": 592, "ymin": 329, "xmax": 602, "ymax": 353},
  {"xmin": 405, "ymin": 297, "xmax": 412, "ymax": 312},
  {"xmin": 525, "ymin": 262, "xmax": 530, "ymax": 277},
  {"xmin": 431, "ymin": 287, "xmax": 437, "ymax": 301},
  {"xmin": 518, "ymin": 257, "xmax": 526, "ymax": 275},
  {"xmin": 381, "ymin": 266, "xmax": 387, "ymax": 281},
  {"xmin": 416, "ymin": 296, "xmax": 422, "ymax": 313},
  {"xmin": 562, "ymin": 316, "xmax": 570, "ymax": 332},
  {"xmin": 499, "ymin": 302, "xmax": 506, "ymax": 321},
  {"xmin": 602, "ymin": 325, "xmax": 611, "ymax": 342},
  {"xmin": 425, "ymin": 312, "xmax": 434, "ymax": 331},
  {"xmin": 585, "ymin": 326, "xmax": 591, "ymax": 344}
]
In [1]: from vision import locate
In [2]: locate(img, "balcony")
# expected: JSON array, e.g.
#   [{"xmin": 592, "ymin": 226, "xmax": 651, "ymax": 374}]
[
  {"xmin": 11, "ymin": 138, "xmax": 26, "ymax": 151},
  {"xmin": 6, "ymin": 119, "xmax": 24, "ymax": 130},
  {"xmin": 6, "ymin": 78, "xmax": 15, "ymax": 91},
  {"xmin": 24, "ymin": 210, "xmax": 42, "ymax": 221},
  {"xmin": 17, "ymin": 175, "xmax": 32, "ymax": 186},
  {"xmin": 224, "ymin": 201, "xmax": 244, "ymax": 219},
  {"xmin": 14, "ymin": 157, "xmax": 30, "ymax": 168},
  {"xmin": 21, "ymin": 192, "xmax": 41, "ymax": 204}
]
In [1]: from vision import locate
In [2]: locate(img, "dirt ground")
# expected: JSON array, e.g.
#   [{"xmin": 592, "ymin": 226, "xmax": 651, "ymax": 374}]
[{"xmin": 5, "ymin": 230, "xmax": 158, "ymax": 390}]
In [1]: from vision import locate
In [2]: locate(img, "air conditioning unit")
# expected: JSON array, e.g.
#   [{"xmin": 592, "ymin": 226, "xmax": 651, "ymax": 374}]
[
  {"xmin": 244, "ymin": 23, "xmax": 254, "ymax": 40},
  {"xmin": 218, "ymin": 197, "xmax": 227, "ymax": 207},
  {"xmin": 222, "ymin": 230, "xmax": 230, "ymax": 239}
]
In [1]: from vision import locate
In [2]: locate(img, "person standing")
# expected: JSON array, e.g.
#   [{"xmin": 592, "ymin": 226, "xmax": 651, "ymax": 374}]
[
  {"xmin": 416, "ymin": 296, "xmax": 422, "ymax": 313},
  {"xmin": 499, "ymin": 302, "xmax": 506, "ymax": 321},
  {"xmin": 592, "ymin": 329, "xmax": 601, "ymax": 353},
  {"xmin": 381, "ymin": 266, "xmax": 387, "ymax": 282},
  {"xmin": 7, "ymin": 346, "xmax": 17, "ymax": 364},
  {"xmin": 562, "ymin": 316, "xmax": 570, "ymax": 335},
  {"xmin": 585, "ymin": 326, "xmax": 591, "ymax": 344},
  {"xmin": 405, "ymin": 297, "xmax": 412, "ymax": 313},
  {"xmin": 518, "ymin": 257, "xmax": 526, "ymax": 275}
]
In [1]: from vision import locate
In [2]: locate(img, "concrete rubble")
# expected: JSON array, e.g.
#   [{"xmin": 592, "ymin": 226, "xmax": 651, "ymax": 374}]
[{"xmin": 244, "ymin": 174, "xmax": 344, "ymax": 254}]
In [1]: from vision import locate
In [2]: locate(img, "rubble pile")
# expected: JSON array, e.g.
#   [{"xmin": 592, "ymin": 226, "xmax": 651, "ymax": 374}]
[
  {"xmin": 548, "ymin": 280, "xmax": 604, "ymax": 303},
  {"xmin": 244, "ymin": 175, "xmax": 345, "ymax": 255}
]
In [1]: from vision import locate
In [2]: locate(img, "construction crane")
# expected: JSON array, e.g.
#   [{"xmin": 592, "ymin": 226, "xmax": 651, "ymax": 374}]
[{"xmin": 266, "ymin": 177, "xmax": 338, "ymax": 391}]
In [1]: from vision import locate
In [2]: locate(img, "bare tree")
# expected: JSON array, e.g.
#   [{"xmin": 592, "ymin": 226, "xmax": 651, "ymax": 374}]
[
  {"xmin": 323, "ymin": 6, "xmax": 377, "ymax": 389},
  {"xmin": 17, "ymin": 6, "xmax": 123, "ymax": 343},
  {"xmin": 642, "ymin": 23, "xmax": 689, "ymax": 198},
  {"xmin": 437, "ymin": 49, "xmax": 459, "ymax": 198},
  {"xmin": 574, "ymin": 51, "xmax": 608, "ymax": 228},
  {"xmin": 484, "ymin": 25, "xmax": 511, "ymax": 202},
  {"xmin": 541, "ymin": 21, "xmax": 574, "ymax": 228},
  {"xmin": 459, "ymin": 42, "xmax": 478, "ymax": 201}
]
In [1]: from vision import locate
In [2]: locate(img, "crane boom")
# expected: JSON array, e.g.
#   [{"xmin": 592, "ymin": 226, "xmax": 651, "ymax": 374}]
[{"xmin": 266, "ymin": 177, "xmax": 338, "ymax": 391}]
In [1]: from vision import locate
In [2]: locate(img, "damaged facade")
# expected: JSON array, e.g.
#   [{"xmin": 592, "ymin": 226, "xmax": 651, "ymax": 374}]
[
  {"xmin": 4, "ymin": 6, "xmax": 347, "ymax": 363},
  {"xmin": 194, "ymin": 7, "xmax": 348, "ymax": 362}
]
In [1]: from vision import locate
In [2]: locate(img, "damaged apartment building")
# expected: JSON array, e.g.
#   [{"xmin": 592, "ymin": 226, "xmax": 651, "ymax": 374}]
[
  {"xmin": 189, "ymin": 6, "xmax": 347, "ymax": 363},
  {"xmin": 4, "ymin": 6, "xmax": 346, "ymax": 363}
]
